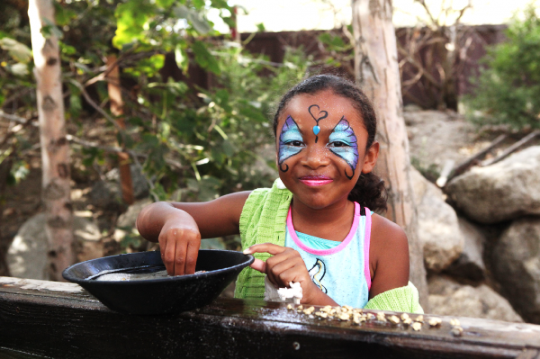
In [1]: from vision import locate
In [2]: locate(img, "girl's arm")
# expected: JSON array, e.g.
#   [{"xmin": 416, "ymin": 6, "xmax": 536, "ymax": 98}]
[
  {"xmin": 368, "ymin": 214, "xmax": 410, "ymax": 299},
  {"xmin": 136, "ymin": 191, "xmax": 251, "ymax": 276}
]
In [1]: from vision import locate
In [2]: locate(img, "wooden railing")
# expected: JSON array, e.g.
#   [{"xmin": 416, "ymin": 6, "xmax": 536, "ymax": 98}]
[{"xmin": 1, "ymin": 276, "xmax": 539, "ymax": 359}]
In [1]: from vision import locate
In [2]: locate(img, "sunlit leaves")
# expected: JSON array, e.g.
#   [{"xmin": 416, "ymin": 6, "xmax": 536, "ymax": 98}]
[
  {"xmin": 112, "ymin": 0, "xmax": 153, "ymax": 49},
  {"xmin": 0, "ymin": 38, "xmax": 32, "ymax": 64}
]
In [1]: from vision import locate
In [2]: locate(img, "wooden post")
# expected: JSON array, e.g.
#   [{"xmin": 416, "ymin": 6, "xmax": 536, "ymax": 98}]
[
  {"xmin": 352, "ymin": 0, "xmax": 428, "ymax": 309},
  {"xmin": 28, "ymin": 0, "xmax": 74, "ymax": 280},
  {"xmin": 106, "ymin": 55, "xmax": 134, "ymax": 205}
]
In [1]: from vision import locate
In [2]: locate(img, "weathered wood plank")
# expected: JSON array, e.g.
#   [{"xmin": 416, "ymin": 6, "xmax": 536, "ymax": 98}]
[{"xmin": 1, "ymin": 277, "xmax": 539, "ymax": 359}]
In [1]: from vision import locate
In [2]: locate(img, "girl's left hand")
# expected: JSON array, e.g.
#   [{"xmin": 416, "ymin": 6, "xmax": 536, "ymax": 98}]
[{"xmin": 243, "ymin": 243, "xmax": 327, "ymax": 305}]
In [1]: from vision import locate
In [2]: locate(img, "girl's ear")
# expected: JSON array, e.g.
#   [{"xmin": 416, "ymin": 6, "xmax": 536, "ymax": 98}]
[{"xmin": 361, "ymin": 141, "xmax": 379, "ymax": 174}]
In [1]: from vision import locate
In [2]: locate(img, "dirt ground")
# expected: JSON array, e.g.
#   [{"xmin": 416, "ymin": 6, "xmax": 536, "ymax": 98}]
[{"xmin": 1, "ymin": 109, "xmax": 538, "ymax": 277}]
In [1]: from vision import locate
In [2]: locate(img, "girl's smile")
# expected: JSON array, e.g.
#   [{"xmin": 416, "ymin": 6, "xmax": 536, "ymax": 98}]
[
  {"xmin": 299, "ymin": 175, "xmax": 333, "ymax": 187},
  {"xmin": 275, "ymin": 90, "xmax": 379, "ymax": 210}
]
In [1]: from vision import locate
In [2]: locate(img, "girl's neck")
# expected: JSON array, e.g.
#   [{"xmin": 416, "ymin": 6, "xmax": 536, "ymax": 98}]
[{"xmin": 291, "ymin": 197, "xmax": 355, "ymax": 242}]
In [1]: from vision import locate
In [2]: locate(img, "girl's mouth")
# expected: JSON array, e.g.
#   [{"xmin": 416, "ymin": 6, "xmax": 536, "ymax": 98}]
[{"xmin": 299, "ymin": 176, "xmax": 333, "ymax": 187}]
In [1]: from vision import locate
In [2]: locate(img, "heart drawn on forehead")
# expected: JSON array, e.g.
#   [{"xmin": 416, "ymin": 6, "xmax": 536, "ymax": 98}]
[{"xmin": 308, "ymin": 104, "xmax": 328, "ymax": 124}]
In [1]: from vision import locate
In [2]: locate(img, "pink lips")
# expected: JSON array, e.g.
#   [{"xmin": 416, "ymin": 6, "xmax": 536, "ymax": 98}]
[{"xmin": 299, "ymin": 176, "xmax": 333, "ymax": 187}]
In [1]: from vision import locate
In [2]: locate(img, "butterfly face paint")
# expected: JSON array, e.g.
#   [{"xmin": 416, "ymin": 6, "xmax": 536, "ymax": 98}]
[
  {"xmin": 327, "ymin": 116, "xmax": 358, "ymax": 180},
  {"xmin": 278, "ymin": 116, "xmax": 304, "ymax": 172}
]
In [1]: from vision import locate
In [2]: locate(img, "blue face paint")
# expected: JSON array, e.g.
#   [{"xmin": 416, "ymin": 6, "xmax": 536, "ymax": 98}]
[
  {"xmin": 327, "ymin": 116, "xmax": 359, "ymax": 180},
  {"xmin": 278, "ymin": 116, "xmax": 304, "ymax": 172}
]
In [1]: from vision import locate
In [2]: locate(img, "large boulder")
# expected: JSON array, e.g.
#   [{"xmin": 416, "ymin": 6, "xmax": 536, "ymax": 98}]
[
  {"xmin": 491, "ymin": 216, "xmax": 540, "ymax": 324},
  {"xmin": 7, "ymin": 214, "xmax": 102, "ymax": 280},
  {"xmin": 444, "ymin": 217, "xmax": 486, "ymax": 281},
  {"xmin": 446, "ymin": 146, "xmax": 540, "ymax": 224},
  {"xmin": 428, "ymin": 275, "xmax": 523, "ymax": 322},
  {"xmin": 411, "ymin": 169, "xmax": 464, "ymax": 272}
]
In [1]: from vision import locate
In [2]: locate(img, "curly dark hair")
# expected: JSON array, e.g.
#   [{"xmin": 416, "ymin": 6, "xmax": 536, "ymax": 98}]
[{"xmin": 273, "ymin": 74, "xmax": 387, "ymax": 212}]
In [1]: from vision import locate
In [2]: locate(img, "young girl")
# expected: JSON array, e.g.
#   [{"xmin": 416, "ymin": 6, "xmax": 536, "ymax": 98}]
[{"xmin": 136, "ymin": 75, "xmax": 423, "ymax": 313}]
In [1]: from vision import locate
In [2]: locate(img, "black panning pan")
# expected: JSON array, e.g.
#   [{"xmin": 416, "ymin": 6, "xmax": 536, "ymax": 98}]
[{"xmin": 62, "ymin": 249, "xmax": 254, "ymax": 315}]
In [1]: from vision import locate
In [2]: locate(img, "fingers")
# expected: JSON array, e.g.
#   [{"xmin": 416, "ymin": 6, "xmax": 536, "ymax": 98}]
[
  {"xmin": 250, "ymin": 258, "xmax": 267, "ymax": 273},
  {"xmin": 174, "ymin": 239, "xmax": 187, "ymax": 276},
  {"xmin": 245, "ymin": 245, "xmax": 308, "ymax": 288},
  {"xmin": 185, "ymin": 239, "xmax": 199, "ymax": 274},
  {"xmin": 161, "ymin": 231, "xmax": 178, "ymax": 275},
  {"xmin": 243, "ymin": 243, "xmax": 287, "ymax": 256},
  {"xmin": 159, "ymin": 227, "xmax": 200, "ymax": 276}
]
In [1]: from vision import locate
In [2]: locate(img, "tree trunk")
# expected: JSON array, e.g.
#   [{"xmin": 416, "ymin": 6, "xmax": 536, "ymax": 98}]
[
  {"xmin": 352, "ymin": 0, "xmax": 428, "ymax": 309},
  {"xmin": 28, "ymin": 0, "xmax": 74, "ymax": 280},
  {"xmin": 106, "ymin": 55, "xmax": 134, "ymax": 205}
]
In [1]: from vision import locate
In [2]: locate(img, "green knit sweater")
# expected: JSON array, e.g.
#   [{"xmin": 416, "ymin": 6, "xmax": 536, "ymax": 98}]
[{"xmin": 234, "ymin": 179, "xmax": 424, "ymax": 314}]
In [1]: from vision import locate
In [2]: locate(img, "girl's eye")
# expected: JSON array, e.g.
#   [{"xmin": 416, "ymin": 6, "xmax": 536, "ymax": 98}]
[
  {"xmin": 287, "ymin": 140, "xmax": 304, "ymax": 147},
  {"xmin": 329, "ymin": 141, "xmax": 348, "ymax": 147}
]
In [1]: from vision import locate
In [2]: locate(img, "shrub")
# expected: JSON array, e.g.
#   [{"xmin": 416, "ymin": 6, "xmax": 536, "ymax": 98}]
[{"xmin": 465, "ymin": 4, "xmax": 540, "ymax": 130}]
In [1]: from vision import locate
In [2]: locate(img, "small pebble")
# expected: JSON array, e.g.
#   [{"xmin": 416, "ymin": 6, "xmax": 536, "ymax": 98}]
[
  {"xmin": 338, "ymin": 312, "xmax": 350, "ymax": 321},
  {"xmin": 366, "ymin": 313, "xmax": 376, "ymax": 321},
  {"xmin": 411, "ymin": 322, "xmax": 422, "ymax": 331},
  {"xmin": 303, "ymin": 306, "xmax": 315, "ymax": 315},
  {"xmin": 415, "ymin": 315, "xmax": 424, "ymax": 323},
  {"xmin": 428, "ymin": 318, "xmax": 442, "ymax": 327},
  {"xmin": 403, "ymin": 318, "xmax": 413, "ymax": 325},
  {"xmin": 287, "ymin": 304, "xmax": 294, "ymax": 311},
  {"xmin": 388, "ymin": 315, "xmax": 400, "ymax": 325},
  {"xmin": 400, "ymin": 313, "xmax": 410, "ymax": 321},
  {"xmin": 450, "ymin": 319, "xmax": 460, "ymax": 327},
  {"xmin": 451, "ymin": 326, "xmax": 463, "ymax": 337}
]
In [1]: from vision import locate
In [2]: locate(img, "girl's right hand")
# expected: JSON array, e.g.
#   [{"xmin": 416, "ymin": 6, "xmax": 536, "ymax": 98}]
[{"xmin": 158, "ymin": 216, "xmax": 201, "ymax": 276}]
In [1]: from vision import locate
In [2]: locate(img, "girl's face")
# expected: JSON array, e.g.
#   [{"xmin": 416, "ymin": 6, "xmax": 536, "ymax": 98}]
[{"xmin": 276, "ymin": 90, "xmax": 379, "ymax": 210}]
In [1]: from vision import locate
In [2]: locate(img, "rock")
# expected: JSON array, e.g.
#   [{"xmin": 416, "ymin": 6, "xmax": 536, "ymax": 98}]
[
  {"xmin": 117, "ymin": 198, "xmax": 152, "ymax": 228},
  {"xmin": 444, "ymin": 217, "xmax": 486, "ymax": 281},
  {"xmin": 491, "ymin": 216, "xmax": 540, "ymax": 323},
  {"xmin": 7, "ymin": 214, "xmax": 102, "ymax": 280},
  {"xmin": 411, "ymin": 169, "xmax": 464, "ymax": 272},
  {"xmin": 104, "ymin": 165, "xmax": 150, "ymax": 200},
  {"xmin": 428, "ymin": 275, "xmax": 523, "ymax": 322},
  {"xmin": 406, "ymin": 110, "xmax": 475, "ymax": 171},
  {"xmin": 89, "ymin": 165, "xmax": 150, "ymax": 209},
  {"xmin": 89, "ymin": 180, "xmax": 122, "ymax": 209},
  {"xmin": 446, "ymin": 146, "xmax": 540, "ymax": 224},
  {"xmin": 114, "ymin": 199, "xmax": 152, "ymax": 244}
]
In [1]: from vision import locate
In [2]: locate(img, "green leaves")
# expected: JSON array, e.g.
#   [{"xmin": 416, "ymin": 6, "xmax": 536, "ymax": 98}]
[
  {"xmin": 112, "ymin": 0, "xmax": 153, "ymax": 49},
  {"xmin": 192, "ymin": 40, "xmax": 220, "ymax": 75},
  {"xmin": 172, "ymin": 4, "xmax": 212, "ymax": 34},
  {"xmin": 0, "ymin": 38, "xmax": 32, "ymax": 64},
  {"xmin": 465, "ymin": 4, "xmax": 540, "ymax": 130}
]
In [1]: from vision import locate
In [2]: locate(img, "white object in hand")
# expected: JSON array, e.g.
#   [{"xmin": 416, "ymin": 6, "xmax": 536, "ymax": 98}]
[{"xmin": 264, "ymin": 277, "xmax": 303, "ymax": 304}]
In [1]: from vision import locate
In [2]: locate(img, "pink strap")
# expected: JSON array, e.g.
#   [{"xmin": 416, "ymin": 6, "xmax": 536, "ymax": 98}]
[
  {"xmin": 363, "ymin": 207, "xmax": 372, "ymax": 291},
  {"xmin": 287, "ymin": 202, "xmax": 360, "ymax": 256}
]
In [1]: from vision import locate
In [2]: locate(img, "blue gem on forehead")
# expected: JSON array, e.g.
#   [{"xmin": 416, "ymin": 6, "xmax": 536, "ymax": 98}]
[{"xmin": 313, "ymin": 125, "xmax": 320, "ymax": 135}]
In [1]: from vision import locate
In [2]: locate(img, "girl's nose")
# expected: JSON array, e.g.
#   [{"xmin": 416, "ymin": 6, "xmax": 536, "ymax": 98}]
[{"xmin": 301, "ymin": 146, "xmax": 329, "ymax": 169}]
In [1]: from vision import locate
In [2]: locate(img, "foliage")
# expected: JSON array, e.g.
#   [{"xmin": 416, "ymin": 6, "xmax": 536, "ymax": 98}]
[
  {"xmin": 0, "ymin": 0, "xmax": 312, "ymax": 205},
  {"xmin": 464, "ymin": 4, "xmax": 540, "ymax": 130}
]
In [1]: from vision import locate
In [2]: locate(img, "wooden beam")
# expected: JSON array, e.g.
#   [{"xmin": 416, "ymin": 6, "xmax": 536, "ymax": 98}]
[{"xmin": 1, "ymin": 277, "xmax": 539, "ymax": 358}]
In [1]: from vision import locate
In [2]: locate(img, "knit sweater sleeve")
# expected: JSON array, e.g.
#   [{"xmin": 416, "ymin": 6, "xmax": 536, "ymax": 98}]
[{"xmin": 363, "ymin": 282, "xmax": 424, "ymax": 314}]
